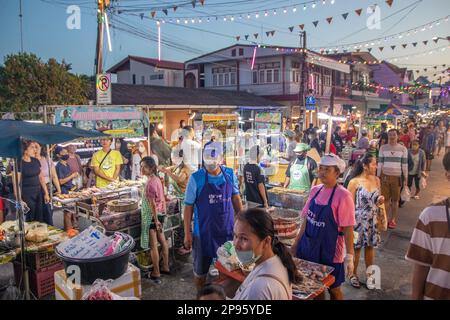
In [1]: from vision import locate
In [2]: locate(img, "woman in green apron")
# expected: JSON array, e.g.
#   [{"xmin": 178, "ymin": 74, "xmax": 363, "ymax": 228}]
[{"xmin": 283, "ymin": 143, "xmax": 318, "ymax": 193}]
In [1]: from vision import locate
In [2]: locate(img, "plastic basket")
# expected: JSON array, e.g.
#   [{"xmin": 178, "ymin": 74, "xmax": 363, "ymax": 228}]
[
  {"xmin": 14, "ymin": 262, "xmax": 64, "ymax": 298},
  {"xmin": 19, "ymin": 251, "xmax": 62, "ymax": 271}
]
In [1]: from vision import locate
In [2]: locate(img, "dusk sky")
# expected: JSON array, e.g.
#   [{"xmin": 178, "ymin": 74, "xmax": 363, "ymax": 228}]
[{"xmin": 1, "ymin": 0, "xmax": 449, "ymax": 82}]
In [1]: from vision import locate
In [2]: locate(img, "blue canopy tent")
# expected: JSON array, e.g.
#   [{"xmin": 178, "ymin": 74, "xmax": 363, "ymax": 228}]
[{"xmin": 0, "ymin": 120, "xmax": 108, "ymax": 300}]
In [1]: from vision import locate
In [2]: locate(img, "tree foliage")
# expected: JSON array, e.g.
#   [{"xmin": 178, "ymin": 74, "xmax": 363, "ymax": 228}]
[{"xmin": 0, "ymin": 53, "xmax": 91, "ymax": 113}]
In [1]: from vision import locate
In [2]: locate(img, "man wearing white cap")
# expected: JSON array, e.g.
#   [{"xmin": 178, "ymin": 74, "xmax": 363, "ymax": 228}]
[
  {"xmin": 292, "ymin": 154, "xmax": 356, "ymax": 300},
  {"xmin": 183, "ymin": 142, "xmax": 243, "ymax": 292}
]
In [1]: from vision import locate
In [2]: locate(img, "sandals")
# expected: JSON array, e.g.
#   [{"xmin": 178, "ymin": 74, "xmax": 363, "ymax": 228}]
[
  {"xmin": 349, "ymin": 275, "xmax": 361, "ymax": 289},
  {"xmin": 147, "ymin": 273, "xmax": 162, "ymax": 284},
  {"xmin": 388, "ymin": 221, "xmax": 397, "ymax": 229}
]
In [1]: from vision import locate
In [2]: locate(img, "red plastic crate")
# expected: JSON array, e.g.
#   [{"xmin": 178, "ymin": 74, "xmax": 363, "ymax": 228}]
[
  {"xmin": 14, "ymin": 262, "xmax": 64, "ymax": 299},
  {"xmin": 17, "ymin": 251, "xmax": 62, "ymax": 271}
]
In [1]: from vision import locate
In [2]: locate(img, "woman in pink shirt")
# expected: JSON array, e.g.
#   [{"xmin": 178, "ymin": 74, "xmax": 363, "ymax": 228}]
[
  {"xmin": 140, "ymin": 156, "xmax": 170, "ymax": 283},
  {"xmin": 292, "ymin": 154, "xmax": 356, "ymax": 300}
]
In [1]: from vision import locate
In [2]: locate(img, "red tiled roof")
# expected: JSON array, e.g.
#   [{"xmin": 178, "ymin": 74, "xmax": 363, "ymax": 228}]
[{"xmin": 107, "ymin": 55, "xmax": 184, "ymax": 73}]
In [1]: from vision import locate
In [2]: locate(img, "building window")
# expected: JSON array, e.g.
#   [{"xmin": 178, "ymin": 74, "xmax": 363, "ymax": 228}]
[
  {"xmin": 212, "ymin": 67, "xmax": 237, "ymax": 87},
  {"xmin": 231, "ymin": 49, "xmax": 236, "ymax": 57},
  {"xmin": 132, "ymin": 74, "xmax": 136, "ymax": 84},
  {"xmin": 239, "ymin": 48, "xmax": 244, "ymax": 56},
  {"xmin": 274, "ymin": 69, "xmax": 280, "ymax": 83},
  {"xmin": 292, "ymin": 70, "xmax": 300, "ymax": 83},
  {"xmin": 252, "ymin": 71, "xmax": 258, "ymax": 84},
  {"xmin": 230, "ymin": 72, "xmax": 236, "ymax": 85},
  {"xmin": 323, "ymin": 74, "xmax": 331, "ymax": 87},
  {"xmin": 259, "ymin": 70, "xmax": 265, "ymax": 84},
  {"xmin": 266, "ymin": 69, "xmax": 273, "ymax": 83},
  {"xmin": 159, "ymin": 74, "xmax": 164, "ymax": 80},
  {"xmin": 150, "ymin": 74, "xmax": 164, "ymax": 80},
  {"xmin": 141, "ymin": 76, "xmax": 145, "ymax": 85}
]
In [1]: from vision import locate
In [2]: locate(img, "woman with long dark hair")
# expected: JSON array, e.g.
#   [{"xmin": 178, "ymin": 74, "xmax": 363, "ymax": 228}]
[
  {"xmin": 232, "ymin": 208, "xmax": 301, "ymax": 300},
  {"xmin": 346, "ymin": 153, "xmax": 386, "ymax": 289},
  {"xmin": 140, "ymin": 156, "xmax": 170, "ymax": 283},
  {"xmin": 13, "ymin": 140, "xmax": 50, "ymax": 223}
]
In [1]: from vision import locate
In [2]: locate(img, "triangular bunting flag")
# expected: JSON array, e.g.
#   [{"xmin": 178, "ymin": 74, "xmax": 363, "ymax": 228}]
[
  {"xmin": 433, "ymin": 74, "xmax": 437, "ymax": 77},
  {"xmin": 199, "ymin": 0, "xmax": 205, "ymax": 5},
  {"xmin": 434, "ymin": 66, "xmax": 438, "ymax": 69},
  {"xmin": 443, "ymin": 64, "xmax": 446, "ymax": 67},
  {"xmin": 266, "ymin": 31, "xmax": 270, "ymax": 37},
  {"xmin": 416, "ymin": 70, "xmax": 420, "ymax": 73},
  {"xmin": 254, "ymin": 33, "xmax": 259, "ymax": 39},
  {"xmin": 173, "ymin": 6, "xmax": 178, "ymax": 12},
  {"xmin": 402, "ymin": 44, "xmax": 407, "ymax": 49},
  {"xmin": 299, "ymin": 24, "xmax": 305, "ymax": 30},
  {"xmin": 355, "ymin": 9, "xmax": 363, "ymax": 16},
  {"xmin": 391, "ymin": 45, "xmax": 396, "ymax": 50},
  {"xmin": 289, "ymin": 26, "xmax": 294, "ymax": 32},
  {"xmin": 245, "ymin": 35, "xmax": 249, "ymax": 40},
  {"xmin": 270, "ymin": 31, "xmax": 275, "ymax": 36},
  {"xmin": 386, "ymin": 0, "xmax": 394, "ymax": 7},
  {"xmin": 313, "ymin": 21, "xmax": 319, "ymax": 27},
  {"xmin": 342, "ymin": 13, "xmax": 349, "ymax": 20},
  {"xmin": 326, "ymin": 17, "xmax": 333, "ymax": 24},
  {"xmin": 433, "ymin": 38, "xmax": 439, "ymax": 43},
  {"xmin": 151, "ymin": 11, "xmax": 156, "ymax": 18},
  {"xmin": 379, "ymin": 47, "xmax": 384, "ymax": 52},
  {"xmin": 191, "ymin": 1, "xmax": 196, "ymax": 8},
  {"xmin": 424, "ymin": 68, "xmax": 427, "ymax": 72},
  {"xmin": 162, "ymin": 9, "xmax": 168, "ymax": 16},
  {"xmin": 236, "ymin": 36, "xmax": 240, "ymax": 41},
  {"xmin": 368, "ymin": 48, "xmax": 373, "ymax": 52},
  {"xmin": 412, "ymin": 42, "xmax": 418, "ymax": 47},
  {"xmin": 423, "ymin": 40, "xmax": 428, "ymax": 45},
  {"xmin": 140, "ymin": 13, "xmax": 144, "ymax": 20}
]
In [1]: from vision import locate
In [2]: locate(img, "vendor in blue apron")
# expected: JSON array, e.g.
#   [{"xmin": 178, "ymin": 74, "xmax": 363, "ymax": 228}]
[
  {"xmin": 292, "ymin": 154, "xmax": 356, "ymax": 300},
  {"xmin": 183, "ymin": 142, "xmax": 243, "ymax": 292},
  {"xmin": 283, "ymin": 143, "xmax": 318, "ymax": 192}
]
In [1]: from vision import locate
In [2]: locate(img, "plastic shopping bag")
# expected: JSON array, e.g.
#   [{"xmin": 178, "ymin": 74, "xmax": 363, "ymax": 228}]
[
  {"xmin": 420, "ymin": 177, "xmax": 427, "ymax": 190},
  {"xmin": 401, "ymin": 187, "xmax": 411, "ymax": 202}
]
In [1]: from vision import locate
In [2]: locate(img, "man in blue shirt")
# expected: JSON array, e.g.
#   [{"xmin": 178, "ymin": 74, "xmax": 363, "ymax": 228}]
[{"xmin": 183, "ymin": 142, "xmax": 243, "ymax": 292}]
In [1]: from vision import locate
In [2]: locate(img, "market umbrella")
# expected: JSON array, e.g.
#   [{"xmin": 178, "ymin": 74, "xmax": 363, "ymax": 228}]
[{"xmin": 0, "ymin": 120, "xmax": 109, "ymax": 300}]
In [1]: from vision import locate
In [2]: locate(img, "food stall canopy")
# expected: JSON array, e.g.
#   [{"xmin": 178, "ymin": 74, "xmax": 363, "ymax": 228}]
[
  {"xmin": 0, "ymin": 120, "xmax": 109, "ymax": 158},
  {"xmin": 54, "ymin": 106, "xmax": 149, "ymax": 138}
]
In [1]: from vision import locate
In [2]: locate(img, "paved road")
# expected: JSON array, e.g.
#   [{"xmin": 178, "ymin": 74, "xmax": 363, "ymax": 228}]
[{"xmin": 1, "ymin": 155, "xmax": 448, "ymax": 300}]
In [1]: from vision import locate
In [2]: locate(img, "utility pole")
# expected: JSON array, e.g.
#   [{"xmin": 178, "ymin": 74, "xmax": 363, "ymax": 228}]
[
  {"xmin": 325, "ymin": 70, "xmax": 335, "ymax": 153},
  {"xmin": 19, "ymin": 0, "xmax": 23, "ymax": 53},
  {"xmin": 95, "ymin": 0, "xmax": 108, "ymax": 75},
  {"xmin": 298, "ymin": 31, "xmax": 308, "ymax": 129}
]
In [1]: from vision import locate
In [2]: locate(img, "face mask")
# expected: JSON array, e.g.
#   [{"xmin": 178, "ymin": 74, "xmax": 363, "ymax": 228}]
[
  {"xmin": 138, "ymin": 146, "xmax": 146, "ymax": 153},
  {"xmin": 60, "ymin": 154, "xmax": 69, "ymax": 161},
  {"xmin": 204, "ymin": 159, "xmax": 219, "ymax": 172},
  {"xmin": 235, "ymin": 249, "xmax": 261, "ymax": 266}
]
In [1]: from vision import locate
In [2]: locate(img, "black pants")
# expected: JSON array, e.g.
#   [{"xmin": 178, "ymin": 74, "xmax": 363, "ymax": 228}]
[
  {"xmin": 408, "ymin": 174, "xmax": 420, "ymax": 192},
  {"xmin": 22, "ymin": 186, "xmax": 52, "ymax": 224}
]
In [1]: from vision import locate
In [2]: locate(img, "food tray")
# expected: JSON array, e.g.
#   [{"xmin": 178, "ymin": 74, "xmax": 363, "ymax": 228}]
[
  {"xmin": 107, "ymin": 199, "xmax": 139, "ymax": 212},
  {"xmin": 292, "ymin": 277, "xmax": 326, "ymax": 300},
  {"xmin": 268, "ymin": 188, "xmax": 305, "ymax": 211},
  {"xmin": 293, "ymin": 258, "xmax": 335, "ymax": 281}
]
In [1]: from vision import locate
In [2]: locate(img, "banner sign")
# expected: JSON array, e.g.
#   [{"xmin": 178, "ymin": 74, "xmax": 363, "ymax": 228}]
[{"xmin": 55, "ymin": 106, "xmax": 145, "ymax": 138}]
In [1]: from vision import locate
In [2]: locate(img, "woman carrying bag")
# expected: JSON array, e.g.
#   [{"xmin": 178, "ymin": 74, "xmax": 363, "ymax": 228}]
[{"xmin": 346, "ymin": 153, "xmax": 386, "ymax": 289}]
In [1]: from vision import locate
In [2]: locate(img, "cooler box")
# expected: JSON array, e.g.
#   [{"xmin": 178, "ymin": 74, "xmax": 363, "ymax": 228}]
[{"xmin": 54, "ymin": 263, "xmax": 141, "ymax": 300}]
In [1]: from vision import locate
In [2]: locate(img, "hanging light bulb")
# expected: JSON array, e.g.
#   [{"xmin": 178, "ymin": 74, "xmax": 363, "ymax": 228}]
[
  {"xmin": 231, "ymin": 16, "xmax": 234, "ymax": 21},
  {"xmin": 255, "ymin": 13, "xmax": 259, "ymax": 18},
  {"xmin": 176, "ymin": 19, "xmax": 180, "ymax": 24},
  {"xmin": 283, "ymin": 8, "xmax": 287, "ymax": 14},
  {"xmin": 293, "ymin": 7, "xmax": 297, "ymax": 12},
  {"xmin": 312, "ymin": 2, "xmax": 316, "ymax": 8},
  {"xmin": 273, "ymin": 10, "xmax": 277, "ymax": 15},
  {"xmin": 303, "ymin": 4, "xmax": 307, "ymax": 10},
  {"xmin": 264, "ymin": 11, "xmax": 268, "ymax": 17},
  {"xmin": 247, "ymin": 14, "xmax": 251, "ymax": 19},
  {"xmin": 331, "ymin": 0, "xmax": 335, "ymax": 4},
  {"xmin": 322, "ymin": 0, "xmax": 326, "ymax": 5}
]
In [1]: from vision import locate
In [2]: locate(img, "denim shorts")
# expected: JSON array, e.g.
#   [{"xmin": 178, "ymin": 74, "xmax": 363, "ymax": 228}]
[{"xmin": 192, "ymin": 235, "xmax": 213, "ymax": 277}]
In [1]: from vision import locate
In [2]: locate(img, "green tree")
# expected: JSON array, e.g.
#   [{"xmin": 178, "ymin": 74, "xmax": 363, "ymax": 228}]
[{"xmin": 0, "ymin": 52, "xmax": 90, "ymax": 113}]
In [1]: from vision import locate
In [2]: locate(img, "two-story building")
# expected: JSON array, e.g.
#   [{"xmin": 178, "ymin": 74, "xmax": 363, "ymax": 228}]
[
  {"xmin": 185, "ymin": 44, "xmax": 352, "ymax": 127},
  {"xmin": 107, "ymin": 55, "xmax": 188, "ymax": 87},
  {"xmin": 328, "ymin": 52, "xmax": 391, "ymax": 114}
]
